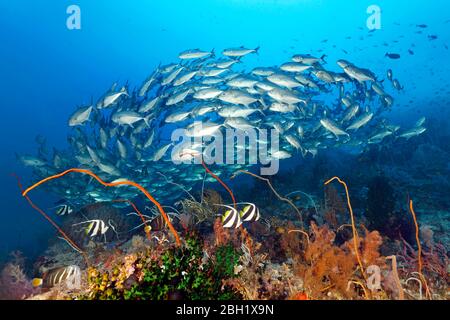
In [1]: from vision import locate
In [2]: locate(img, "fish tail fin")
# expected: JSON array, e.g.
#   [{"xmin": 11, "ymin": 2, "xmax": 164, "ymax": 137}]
[
  {"xmin": 32, "ymin": 278, "xmax": 43, "ymax": 287},
  {"xmin": 258, "ymin": 98, "xmax": 268, "ymax": 110},
  {"xmin": 144, "ymin": 115, "xmax": 152, "ymax": 127},
  {"xmin": 211, "ymin": 48, "xmax": 216, "ymax": 58},
  {"xmin": 255, "ymin": 46, "xmax": 260, "ymax": 55},
  {"xmin": 320, "ymin": 54, "xmax": 328, "ymax": 63}
]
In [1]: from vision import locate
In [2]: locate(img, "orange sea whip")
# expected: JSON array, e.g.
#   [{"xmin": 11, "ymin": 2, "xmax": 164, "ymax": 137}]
[
  {"xmin": 12, "ymin": 173, "xmax": 89, "ymax": 266},
  {"xmin": 200, "ymin": 160, "xmax": 237, "ymax": 209},
  {"xmin": 21, "ymin": 168, "xmax": 181, "ymax": 246},
  {"xmin": 113, "ymin": 199, "xmax": 151, "ymax": 241},
  {"xmin": 324, "ymin": 177, "xmax": 365, "ymax": 277},
  {"xmin": 408, "ymin": 200, "xmax": 431, "ymax": 299}
]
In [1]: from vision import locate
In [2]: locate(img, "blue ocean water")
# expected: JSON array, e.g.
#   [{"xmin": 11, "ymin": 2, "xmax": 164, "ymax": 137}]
[{"xmin": 0, "ymin": 0, "xmax": 449, "ymax": 262}]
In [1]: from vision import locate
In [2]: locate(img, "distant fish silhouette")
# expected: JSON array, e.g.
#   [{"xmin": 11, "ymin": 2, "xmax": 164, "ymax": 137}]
[{"xmin": 385, "ymin": 53, "xmax": 401, "ymax": 59}]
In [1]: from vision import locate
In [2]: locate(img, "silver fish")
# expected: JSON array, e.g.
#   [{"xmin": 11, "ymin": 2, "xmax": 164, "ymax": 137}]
[
  {"xmin": 346, "ymin": 113, "xmax": 373, "ymax": 131},
  {"xmin": 69, "ymin": 106, "xmax": 93, "ymax": 126},
  {"xmin": 222, "ymin": 46, "xmax": 259, "ymax": 58}
]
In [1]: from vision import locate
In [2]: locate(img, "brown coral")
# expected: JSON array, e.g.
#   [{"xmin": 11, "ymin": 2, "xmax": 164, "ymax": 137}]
[{"xmin": 297, "ymin": 222, "xmax": 357, "ymax": 299}]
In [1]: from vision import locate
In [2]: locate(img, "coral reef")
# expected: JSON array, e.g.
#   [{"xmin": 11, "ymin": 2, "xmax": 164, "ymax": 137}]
[
  {"xmin": 10, "ymin": 173, "xmax": 448, "ymax": 301},
  {"xmin": 83, "ymin": 233, "xmax": 241, "ymax": 300}
]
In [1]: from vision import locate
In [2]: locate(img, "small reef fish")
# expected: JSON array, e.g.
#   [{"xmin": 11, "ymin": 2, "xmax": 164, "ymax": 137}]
[
  {"xmin": 239, "ymin": 203, "xmax": 260, "ymax": 222},
  {"xmin": 32, "ymin": 265, "xmax": 81, "ymax": 288},
  {"xmin": 221, "ymin": 205, "xmax": 242, "ymax": 229},
  {"xmin": 54, "ymin": 204, "xmax": 73, "ymax": 216},
  {"xmin": 144, "ymin": 214, "xmax": 169, "ymax": 233},
  {"xmin": 73, "ymin": 219, "xmax": 110, "ymax": 238}
]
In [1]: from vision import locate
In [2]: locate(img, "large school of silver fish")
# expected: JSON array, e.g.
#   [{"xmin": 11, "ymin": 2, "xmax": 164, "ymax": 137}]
[{"xmin": 18, "ymin": 46, "xmax": 427, "ymax": 210}]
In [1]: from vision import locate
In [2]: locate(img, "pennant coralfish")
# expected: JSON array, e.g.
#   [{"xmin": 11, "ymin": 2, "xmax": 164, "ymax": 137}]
[
  {"xmin": 221, "ymin": 205, "xmax": 242, "ymax": 229},
  {"xmin": 239, "ymin": 203, "xmax": 260, "ymax": 222},
  {"xmin": 49, "ymin": 203, "xmax": 73, "ymax": 216}
]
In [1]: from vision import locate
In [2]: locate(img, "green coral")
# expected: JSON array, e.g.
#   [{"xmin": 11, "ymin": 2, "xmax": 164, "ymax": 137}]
[{"xmin": 83, "ymin": 233, "xmax": 242, "ymax": 300}]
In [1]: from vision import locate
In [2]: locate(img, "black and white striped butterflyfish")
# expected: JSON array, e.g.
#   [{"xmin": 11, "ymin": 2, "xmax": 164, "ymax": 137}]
[
  {"xmin": 221, "ymin": 205, "xmax": 242, "ymax": 229},
  {"xmin": 239, "ymin": 203, "xmax": 260, "ymax": 222},
  {"xmin": 32, "ymin": 265, "xmax": 81, "ymax": 288}
]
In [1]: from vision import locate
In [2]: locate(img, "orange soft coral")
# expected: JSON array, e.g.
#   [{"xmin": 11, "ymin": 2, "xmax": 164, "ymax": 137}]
[{"xmin": 297, "ymin": 222, "xmax": 357, "ymax": 299}]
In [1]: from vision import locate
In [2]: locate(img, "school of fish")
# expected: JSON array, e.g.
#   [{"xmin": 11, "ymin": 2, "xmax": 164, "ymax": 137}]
[{"xmin": 18, "ymin": 46, "xmax": 427, "ymax": 210}]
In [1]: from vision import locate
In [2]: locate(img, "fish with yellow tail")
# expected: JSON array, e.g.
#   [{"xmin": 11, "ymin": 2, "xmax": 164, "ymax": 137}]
[{"xmin": 32, "ymin": 265, "xmax": 81, "ymax": 288}]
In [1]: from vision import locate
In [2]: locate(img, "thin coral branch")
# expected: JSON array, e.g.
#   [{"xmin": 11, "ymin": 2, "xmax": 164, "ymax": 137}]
[
  {"xmin": 405, "ymin": 276, "xmax": 423, "ymax": 300},
  {"xmin": 157, "ymin": 172, "xmax": 196, "ymax": 202},
  {"xmin": 12, "ymin": 173, "xmax": 89, "ymax": 266},
  {"xmin": 287, "ymin": 229, "xmax": 310, "ymax": 244},
  {"xmin": 286, "ymin": 190, "xmax": 319, "ymax": 216},
  {"xmin": 231, "ymin": 170, "xmax": 303, "ymax": 228},
  {"xmin": 200, "ymin": 171, "xmax": 207, "ymax": 204},
  {"xmin": 347, "ymin": 280, "xmax": 369, "ymax": 299},
  {"xmin": 179, "ymin": 151, "xmax": 237, "ymax": 208},
  {"xmin": 324, "ymin": 177, "xmax": 365, "ymax": 278},
  {"xmin": 409, "ymin": 201, "xmax": 423, "ymax": 276},
  {"xmin": 113, "ymin": 199, "xmax": 151, "ymax": 241},
  {"xmin": 201, "ymin": 160, "xmax": 236, "ymax": 209},
  {"xmin": 21, "ymin": 168, "xmax": 181, "ymax": 246},
  {"xmin": 408, "ymin": 200, "xmax": 431, "ymax": 299},
  {"xmin": 386, "ymin": 255, "xmax": 404, "ymax": 300}
]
